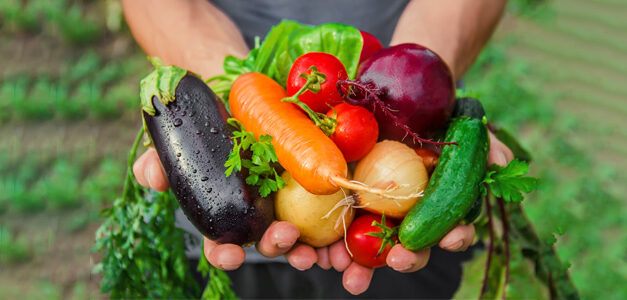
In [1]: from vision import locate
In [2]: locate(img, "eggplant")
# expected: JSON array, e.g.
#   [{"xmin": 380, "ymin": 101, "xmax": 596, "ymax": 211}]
[{"xmin": 140, "ymin": 60, "xmax": 273, "ymax": 245}]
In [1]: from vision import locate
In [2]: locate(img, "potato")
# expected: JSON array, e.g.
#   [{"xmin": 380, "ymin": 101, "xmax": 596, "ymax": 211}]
[{"xmin": 275, "ymin": 171, "xmax": 355, "ymax": 248}]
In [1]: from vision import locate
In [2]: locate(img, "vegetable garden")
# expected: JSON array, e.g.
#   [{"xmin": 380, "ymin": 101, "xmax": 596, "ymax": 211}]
[{"xmin": 0, "ymin": 0, "xmax": 625, "ymax": 299}]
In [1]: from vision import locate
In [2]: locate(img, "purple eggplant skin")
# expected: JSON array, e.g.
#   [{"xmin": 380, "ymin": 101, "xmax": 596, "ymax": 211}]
[{"xmin": 143, "ymin": 75, "xmax": 273, "ymax": 245}]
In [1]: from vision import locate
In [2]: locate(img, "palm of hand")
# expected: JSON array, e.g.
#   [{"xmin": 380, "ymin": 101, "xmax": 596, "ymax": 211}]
[{"xmin": 132, "ymin": 132, "xmax": 513, "ymax": 295}]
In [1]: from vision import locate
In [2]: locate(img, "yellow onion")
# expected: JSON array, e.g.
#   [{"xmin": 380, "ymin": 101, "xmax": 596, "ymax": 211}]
[{"xmin": 353, "ymin": 140, "xmax": 428, "ymax": 218}]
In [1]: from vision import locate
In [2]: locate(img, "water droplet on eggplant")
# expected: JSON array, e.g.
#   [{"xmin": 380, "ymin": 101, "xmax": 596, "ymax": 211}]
[{"xmin": 173, "ymin": 118, "xmax": 183, "ymax": 127}]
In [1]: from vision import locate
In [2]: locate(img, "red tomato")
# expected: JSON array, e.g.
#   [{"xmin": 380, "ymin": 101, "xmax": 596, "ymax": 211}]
[
  {"xmin": 346, "ymin": 214, "xmax": 398, "ymax": 268},
  {"xmin": 327, "ymin": 103, "xmax": 378, "ymax": 162},
  {"xmin": 415, "ymin": 148, "xmax": 439, "ymax": 174},
  {"xmin": 359, "ymin": 31, "xmax": 383, "ymax": 65},
  {"xmin": 286, "ymin": 52, "xmax": 348, "ymax": 113}
]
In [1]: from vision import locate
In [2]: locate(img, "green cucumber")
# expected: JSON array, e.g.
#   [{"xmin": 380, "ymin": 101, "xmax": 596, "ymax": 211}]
[
  {"xmin": 453, "ymin": 97, "xmax": 486, "ymax": 119},
  {"xmin": 460, "ymin": 196, "xmax": 483, "ymax": 225},
  {"xmin": 454, "ymin": 97, "xmax": 485, "ymax": 225},
  {"xmin": 399, "ymin": 117, "xmax": 489, "ymax": 251}
]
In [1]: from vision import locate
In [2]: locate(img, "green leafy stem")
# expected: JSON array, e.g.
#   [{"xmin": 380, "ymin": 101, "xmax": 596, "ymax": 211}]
[{"xmin": 224, "ymin": 118, "xmax": 285, "ymax": 197}]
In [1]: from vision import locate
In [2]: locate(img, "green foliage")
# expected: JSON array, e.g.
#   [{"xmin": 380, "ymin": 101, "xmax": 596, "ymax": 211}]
[
  {"xmin": 197, "ymin": 243, "xmax": 238, "ymax": 300},
  {"xmin": 463, "ymin": 30, "xmax": 626, "ymax": 298},
  {"xmin": 93, "ymin": 129, "xmax": 199, "ymax": 298},
  {"xmin": 0, "ymin": 48, "xmax": 143, "ymax": 121},
  {"xmin": 508, "ymin": 0, "xmax": 554, "ymax": 19},
  {"xmin": 208, "ymin": 20, "xmax": 363, "ymax": 100},
  {"xmin": 484, "ymin": 159, "xmax": 538, "ymax": 203},
  {"xmin": 50, "ymin": 2, "xmax": 101, "ymax": 45},
  {"xmin": 81, "ymin": 158, "xmax": 125, "ymax": 207},
  {"xmin": 225, "ymin": 118, "xmax": 285, "ymax": 197},
  {"xmin": 32, "ymin": 158, "xmax": 83, "ymax": 209},
  {"xmin": 0, "ymin": 225, "xmax": 32, "ymax": 264},
  {"xmin": 0, "ymin": 0, "xmax": 41, "ymax": 32},
  {"xmin": 255, "ymin": 20, "xmax": 363, "ymax": 84},
  {"xmin": 0, "ymin": 155, "xmax": 42, "ymax": 213}
]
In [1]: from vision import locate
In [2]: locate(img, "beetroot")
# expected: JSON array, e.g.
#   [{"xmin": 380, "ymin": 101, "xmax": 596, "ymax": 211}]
[{"xmin": 338, "ymin": 43, "xmax": 456, "ymax": 146}]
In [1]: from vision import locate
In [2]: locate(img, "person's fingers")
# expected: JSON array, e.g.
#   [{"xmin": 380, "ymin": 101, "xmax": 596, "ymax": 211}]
[
  {"xmin": 342, "ymin": 262, "xmax": 374, "ymax": 295},
  {"xmin": 133, "ymin": 148, "xmax": 169, "ymax": 191},
  {"xmin": 132, "ymin": 149, "xmax": 151, "ymax": 187},
  {"xmin": 256, "ymin": 221, "xmax": 300, "ymax": 258},
  {"xmin": 329, "ymin": 240, "xmax": 352, "ymax": 272},
  {"xmin": 386, "ymin": 244, "xmax": 430, "ymax": 273},
  {"xmin": 285, "ymin": 243, "xmax": 318, "ymax": 271},
  {"xmin": 488, "ymin": 132, "xmax": 514, "ymax": 166},
  {"xmin": 316, "ymin": 247, "xmax": 332, "ymax": 270},
  {"xmin": 439, "ymin": 224, "xmax": 476, "ymax": 252},
  {"xmin": 144, "ymin": 149, "xmax": 169, "ymax": 191},
  {"xmin": 203, "ymin": 237, "xmax": 218, "ymax": 261},
  {"xmin": 206, "ymin": 242, "xmax": 246, "ymax": 271}
]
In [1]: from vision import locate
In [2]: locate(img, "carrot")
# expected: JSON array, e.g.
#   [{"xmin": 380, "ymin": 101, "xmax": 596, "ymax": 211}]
[{"xmin": 229, "ymin": 72, "xmax": 420, "ymax": 199}]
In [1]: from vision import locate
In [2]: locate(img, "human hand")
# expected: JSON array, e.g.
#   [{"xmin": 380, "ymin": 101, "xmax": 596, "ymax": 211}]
[
  {"xmin": 290, "ymin": 132, "xmax": 515, "ymax": 295},
  {"xmin": 132, "ymin": 148, "xmax": 302, "ymax": 270}
]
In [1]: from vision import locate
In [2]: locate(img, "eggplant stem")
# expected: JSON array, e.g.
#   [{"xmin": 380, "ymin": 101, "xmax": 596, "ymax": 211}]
[{"xmin": 337, "ymin": 79, "xmax": 457, "ymax": 147}]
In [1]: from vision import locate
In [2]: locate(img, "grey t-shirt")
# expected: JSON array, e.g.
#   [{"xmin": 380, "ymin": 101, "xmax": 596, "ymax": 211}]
[{"xmin": 178, "ymin": 0, "xmax": 409, "ymax": 262}]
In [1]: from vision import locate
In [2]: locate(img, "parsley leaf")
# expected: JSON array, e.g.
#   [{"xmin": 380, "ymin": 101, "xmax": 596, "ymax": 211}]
[
  {"xmin": 483, "ymin": 158, "xmax": 538, "ymax": 202},
  {"xmin": 224, "ymin": 118, "xmax": 285, "ymax": 197}
]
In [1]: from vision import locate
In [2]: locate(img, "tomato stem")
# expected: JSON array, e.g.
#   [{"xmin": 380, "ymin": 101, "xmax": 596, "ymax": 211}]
[
  {"xmin": 364, "ymin": 213, "xmax": 398, "ymax": 257},
  {"xmin": 282, "ymin": 66, "xmax": 337, "ymax": 136}
]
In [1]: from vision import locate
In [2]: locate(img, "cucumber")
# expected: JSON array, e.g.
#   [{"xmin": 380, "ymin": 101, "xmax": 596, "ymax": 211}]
[
  {"xmin": 454, "ymin": 97, "xmax": 486, "ymax": 225},
  {"xmin": 453, "ymin": 97, "xmax": 485, "ymax": 119},
  {"xmin": 398, "ymin": 117, "xmax": 488, "ymax": 251},
  {"xmin": 460, "ymin": 196, "xmax": 483, "ymax": 225}
]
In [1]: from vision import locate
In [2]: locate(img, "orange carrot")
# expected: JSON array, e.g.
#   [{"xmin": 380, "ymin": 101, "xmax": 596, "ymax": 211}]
[
  {"xmin": 229, "ymin": 73, "xmax": 421, "ymax": 199},
  {"xmin": 230, "ymin": 73, "xmax": 346, "ymax": 194}
]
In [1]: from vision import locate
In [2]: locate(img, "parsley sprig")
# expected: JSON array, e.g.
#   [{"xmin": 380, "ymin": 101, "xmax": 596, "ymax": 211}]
[
  {"xmin": 224, "ymin": 118, "xmax": 285, "ymax": 197},
  {"xmin": 483, "ymin": 158, "xmax": 538, "ymax": 202}
]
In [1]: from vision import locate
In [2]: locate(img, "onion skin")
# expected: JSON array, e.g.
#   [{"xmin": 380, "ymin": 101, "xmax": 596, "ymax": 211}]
[{"xmin": 353, "ymin": 140, "xmax": 429, "ymax": 218}]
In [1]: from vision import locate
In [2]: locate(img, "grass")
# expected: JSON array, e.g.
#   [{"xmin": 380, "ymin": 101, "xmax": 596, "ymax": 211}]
[
  {"xmin": 0, "ymin": 153, "xmax": 125, "ymax": 214},
  {"xmin": 0, "ymin": 225, "xmax": 32, "ymax": 264}
]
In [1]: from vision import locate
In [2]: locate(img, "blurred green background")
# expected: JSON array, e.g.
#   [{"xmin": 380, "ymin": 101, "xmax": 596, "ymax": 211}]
[{"xmin": 0, "ymin": 0, "xmax": 624, "ymax": 299}]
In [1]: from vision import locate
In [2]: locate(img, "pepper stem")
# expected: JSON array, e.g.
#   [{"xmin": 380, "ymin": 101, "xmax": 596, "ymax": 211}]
[{"xmin": 281, "ymin": 66, "xmax": 337, "ymax": 136}]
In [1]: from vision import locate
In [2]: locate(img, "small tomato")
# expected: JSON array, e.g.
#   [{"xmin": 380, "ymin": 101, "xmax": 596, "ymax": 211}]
[
  {"xmin": 286, "ymin": 52, "xmax": 348, "ymax": 113},
  {"xmin": 346, "ymin": 214, "xmax": 398, "ymax": 268},
  {"xmin": 327, "ymin": 103, "xmax": 378, "ymax": 162}
]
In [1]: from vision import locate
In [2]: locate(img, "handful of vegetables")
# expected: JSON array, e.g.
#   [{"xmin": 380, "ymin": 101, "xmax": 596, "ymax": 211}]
[{"xmin": 125, "ymin": 20, "xmax": 577, "ymax": 298}]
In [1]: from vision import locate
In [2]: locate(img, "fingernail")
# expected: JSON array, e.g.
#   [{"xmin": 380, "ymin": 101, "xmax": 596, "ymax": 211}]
[
  {"xmin": 277, "ymin": 241, "xmax": 294, "ymax": 249},
  {"xmin": 393, "ymin": 264, "xmax": 414, "ymax": 272},
  {"xmin": 219, "ymin": 264, "xmax": 239, "ymax": 270},
  {"xmin": 294, "ymin": 265, "xmax": 307, "ymax": 271},
  {"xmin": 144, "ymin": 165, "xmax": 153, "ymax": 188},
  {"xmin": 443, "ymin": 240, "xmax": 464, "ymax": 251},
  {"xmin": 496, "ymin": 151, "xmax": 508, "ymax": 166}
]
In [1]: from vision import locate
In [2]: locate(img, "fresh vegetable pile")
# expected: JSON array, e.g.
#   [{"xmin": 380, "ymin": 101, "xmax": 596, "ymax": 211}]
[{"xmin": 98, "ymin": 19, "xmax": 578, "ymax": 299}]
